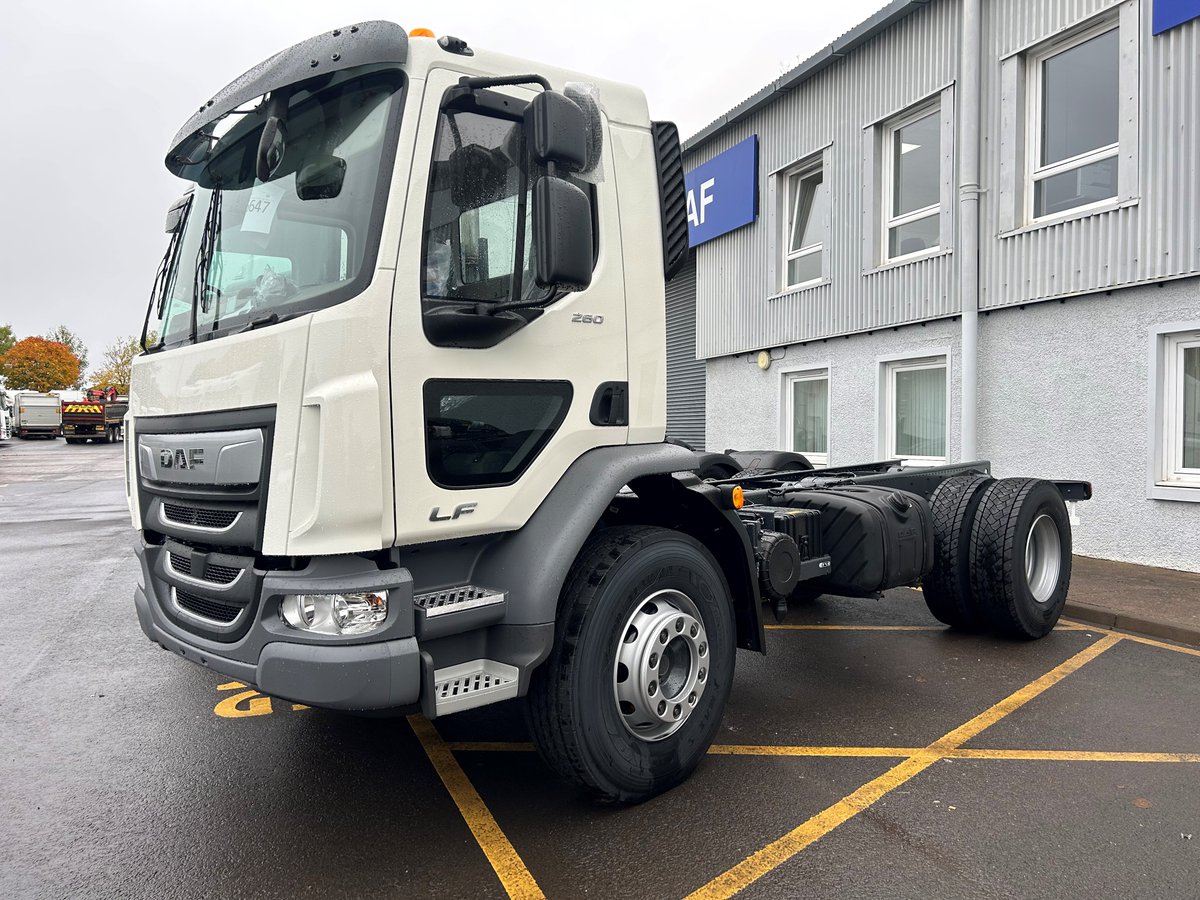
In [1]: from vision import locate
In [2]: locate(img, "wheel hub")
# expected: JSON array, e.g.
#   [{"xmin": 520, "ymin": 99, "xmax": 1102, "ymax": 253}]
[
  {"xmin": 613, "ymin": 589, "xmax": 709, "ymax": 741},
  {"xmin": 1025, "ymin": 513, "xmax": 1062, "ymax": 604}
]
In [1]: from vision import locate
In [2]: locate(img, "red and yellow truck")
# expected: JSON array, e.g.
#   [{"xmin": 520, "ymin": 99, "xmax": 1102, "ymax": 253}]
[{"xmin": 63, "ymin": 388, "xmax": 128, "ymax": 444}]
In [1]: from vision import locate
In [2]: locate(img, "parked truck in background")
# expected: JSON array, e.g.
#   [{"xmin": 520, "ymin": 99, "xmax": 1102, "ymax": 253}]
[
  {"xmin": 128, "ymin": 23, "xmax": 1090, "ymax": 803},
  {"xmin": 0, "ymin": 389, "xmax": 13, "ymax": 440},
  {"xmin": 13, "ymin": 392, "xmax": 61, "ymax": 439},
  {"xmin": 63, "ymin": 388, "xmax": 129, "ymax": 444}
]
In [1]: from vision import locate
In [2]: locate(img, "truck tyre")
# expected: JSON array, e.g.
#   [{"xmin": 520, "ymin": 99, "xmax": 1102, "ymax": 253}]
[
  {"xmin": 525, "ymin": 525, "xmax": 736, "ymax": 804},
  {"xmin": 65, "ymin": 438, "xmax": 83, "ymax": 445},
  {"xmin": 969, "ymin": 478, "xmax": 1072, "ymax": 639},
  {"xmin": 922, "ymin": 475, "xmax": 993, "ymax": 630}
]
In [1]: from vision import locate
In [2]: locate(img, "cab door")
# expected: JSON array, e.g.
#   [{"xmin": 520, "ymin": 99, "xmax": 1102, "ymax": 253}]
[{"xmin": 391, "ymin": 67, "xmax": 629, "ymax": 546}]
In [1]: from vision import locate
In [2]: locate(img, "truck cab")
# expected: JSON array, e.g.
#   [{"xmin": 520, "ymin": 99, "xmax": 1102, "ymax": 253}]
[{"xmin": 130, "ymin": 22, "xmax": 1083, "ymax": 803}]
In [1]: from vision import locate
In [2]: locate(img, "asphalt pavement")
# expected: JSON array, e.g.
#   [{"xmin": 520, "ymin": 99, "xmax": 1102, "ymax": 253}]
[{"xmin": 1, "ymin": 437, "xmax": 1198, "ymax": 899}]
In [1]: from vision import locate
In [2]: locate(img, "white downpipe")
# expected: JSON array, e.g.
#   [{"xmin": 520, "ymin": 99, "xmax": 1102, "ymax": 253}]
[{"xmin": 959, "ymin": 0, "xmax": 982, "ymax": 461}]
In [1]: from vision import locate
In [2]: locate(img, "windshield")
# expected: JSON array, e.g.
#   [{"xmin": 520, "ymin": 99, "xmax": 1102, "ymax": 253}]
[{"xmin": 147, "ymin": 66, "xmax": 405, "ymax": 348}]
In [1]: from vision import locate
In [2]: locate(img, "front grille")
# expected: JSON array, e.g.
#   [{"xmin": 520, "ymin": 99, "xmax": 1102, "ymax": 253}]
[
  {"xmin": 169, "ymin": 552, "xmax": 241, "ymax": 585},
  {"xmin": 205, "ymin": 563, "xmax": 241, "ymax": 584},
  {"xmin": 175, "ymin": 589, "xmax": 242, "ymax": 623},
  {"xmin": 163, "ymin": 503, "xmax": 237, "ymax": 529}
]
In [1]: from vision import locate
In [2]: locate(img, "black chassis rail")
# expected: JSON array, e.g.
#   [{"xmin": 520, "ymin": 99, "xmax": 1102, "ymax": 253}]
[{"xmin": 717, "ymin": 459, "xmax": 1092, "ymax": 503}]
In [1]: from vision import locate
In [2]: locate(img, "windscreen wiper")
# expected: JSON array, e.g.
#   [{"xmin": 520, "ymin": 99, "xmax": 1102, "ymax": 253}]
[
  {"xmin": 141, "ymin": 195, "xmax": 193, "ymax": 352},
  {"xmin": 190, "ymin": 189, "xmax": 224, "ymax": 344}
]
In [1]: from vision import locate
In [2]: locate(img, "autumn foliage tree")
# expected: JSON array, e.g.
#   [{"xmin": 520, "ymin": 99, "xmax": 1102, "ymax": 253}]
[
  {"xmin": 90, "ymin": 334, "xmax": 147, "ymax": 394},
  {"xmin": 0, "ymin": 337, "xmax": 82, "ymax": 392}
]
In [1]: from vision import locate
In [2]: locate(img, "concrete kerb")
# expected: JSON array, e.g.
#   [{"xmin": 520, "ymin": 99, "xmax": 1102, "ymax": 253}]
[{"xmin": 1064, "ymin": 602, "xmax": 1200, "ymax": 650}]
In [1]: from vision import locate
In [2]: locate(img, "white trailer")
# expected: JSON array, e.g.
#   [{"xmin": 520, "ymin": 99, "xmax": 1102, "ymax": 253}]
[{"xmin": 13, "ymin": 392, "xmax": 61, "ymax": 439}]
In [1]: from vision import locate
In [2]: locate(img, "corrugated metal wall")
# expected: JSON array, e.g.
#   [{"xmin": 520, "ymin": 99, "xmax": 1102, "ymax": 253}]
[
  {"xmin": 690, "ymin": 0, "xmax": 1200, "ymax": 357},
  {"xmin": 664, "ymin": 255, "xmax": 706, "ymax": 449},
  {"xmin": 980, "ymin": 0, "xmax": 1200, "ymax": 309},
  {"xmin": 691, "ymin": 0, "xmax": 961, "ymax": 359}
]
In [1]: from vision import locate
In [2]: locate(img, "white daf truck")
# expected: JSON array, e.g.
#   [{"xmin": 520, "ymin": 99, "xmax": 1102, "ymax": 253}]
[{"xmin": 129, "ymin": 22, "xmax": 1090, "ymax": 803}]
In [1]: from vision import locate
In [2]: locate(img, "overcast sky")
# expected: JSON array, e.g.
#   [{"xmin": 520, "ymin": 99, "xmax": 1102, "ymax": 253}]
[{"xmin": 1, "ymin": 0, "xmax": 886, "ymax": 369}]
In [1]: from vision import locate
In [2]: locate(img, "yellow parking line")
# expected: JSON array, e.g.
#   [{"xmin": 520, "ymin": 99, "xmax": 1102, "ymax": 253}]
[
  {"xmin": 1059, "ymin": 619, "xmax": 1200, "ymax": 659},
  {"xmin": 949, "ymin": 748, "xmax": 1200, "ymax": 763},
  {"xmin": 408, "ymin": 716, "xmax": 545, "ymax": 900},
  {"xmin": 683, "ymin": 633, "xmax": 1122, "ymax": 900},
  {"xmin": 765, "ymin": 624, "xmax": 945, "ymax": 631},
  {"xmin": 707, "ymin": 744, "xmax": 917, "ymax": 758},
  {"xmin": 448, "ymin": 741, "xmax": 537, "ymax": 753}
]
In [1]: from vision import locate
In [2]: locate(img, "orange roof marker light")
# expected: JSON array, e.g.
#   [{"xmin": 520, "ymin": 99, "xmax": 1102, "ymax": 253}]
[{"xmin": 409, "ymin": 28, "xmax": 436, "ymax": 38}]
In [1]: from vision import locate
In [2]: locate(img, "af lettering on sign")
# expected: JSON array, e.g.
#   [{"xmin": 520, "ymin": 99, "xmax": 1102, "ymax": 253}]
[{"xmin": 683, "ymin": 135, "xmax": 759, "ymax": 247}]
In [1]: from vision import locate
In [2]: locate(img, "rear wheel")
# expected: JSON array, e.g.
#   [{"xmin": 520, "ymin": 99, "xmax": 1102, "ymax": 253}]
[
  {"xmin": 922, "ymin": 475, "xmax": 992, "ymax": 629},
  {"xmin": 969, "ymin": 478, "xmax": 1072, "ymax": 639},
  {"xmin": 525, "ymin": 525, "xmax": 736, "ymax": 803}
]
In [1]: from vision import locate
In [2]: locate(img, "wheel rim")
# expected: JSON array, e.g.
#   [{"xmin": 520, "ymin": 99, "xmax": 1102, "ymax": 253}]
[
  {"xmin": 612, "ymin": 589, "xmax": 709, "ymax": 742},
  {"xmin": 1025, "ymin": 513, "xmax": 1062, "ymax": 604}
]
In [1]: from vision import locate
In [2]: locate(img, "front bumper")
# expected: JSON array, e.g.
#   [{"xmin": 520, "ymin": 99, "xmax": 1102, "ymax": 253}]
[{"xmin": 134, "ymin": 543, "xmax": 421, "ymax": 710}]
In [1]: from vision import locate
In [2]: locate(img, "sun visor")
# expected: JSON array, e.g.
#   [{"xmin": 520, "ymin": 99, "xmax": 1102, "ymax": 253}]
[{"xmin": 165, "ymin": 20, "xmax": 407, "ymax": 177}]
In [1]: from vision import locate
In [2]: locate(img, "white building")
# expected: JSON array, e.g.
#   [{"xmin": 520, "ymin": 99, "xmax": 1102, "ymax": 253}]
[{"xmin": 669, "ymin": 0, "xmax": 1200, "ymax": 572}]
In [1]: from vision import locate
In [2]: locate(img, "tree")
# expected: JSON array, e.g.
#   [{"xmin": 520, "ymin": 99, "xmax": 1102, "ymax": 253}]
[
  {"xmin": 90, "ymin": 334, "xmax": 149, "ymax": 394},
  {"xmin": 43, "ymin": 325, "xmax": 89, "ymax": 387},
  {"xmin": 0, "ymin": 324, "xmax": 15, "ymax": 361},
  {"xmin": 0, "ymin": 337, "xmax": 81, "ymax": 392}
]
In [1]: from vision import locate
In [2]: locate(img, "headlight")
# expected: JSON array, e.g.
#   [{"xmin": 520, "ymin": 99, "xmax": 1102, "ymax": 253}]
[{"xmin": 280, "ymin": 591, "xmax": 388, "ymax": 635}]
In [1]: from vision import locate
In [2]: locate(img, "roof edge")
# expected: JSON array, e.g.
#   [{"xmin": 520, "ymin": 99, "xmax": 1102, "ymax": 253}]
[{"xmin": 682, "ymin": 0, "xmax": 931, "ymax": 154}]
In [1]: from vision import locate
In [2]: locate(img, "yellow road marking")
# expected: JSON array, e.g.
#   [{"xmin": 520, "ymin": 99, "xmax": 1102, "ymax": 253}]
[
  {"xmin": 684, "ymin": 633, "xmax": 1123, "ymax": 900},
  {"xmin": 948, "ymin": 748, "xmax": 1200, "ymax": 763},
  {"xmin": 765, "ymin": 624, "xmax": 945, "ymax": 631},
  {"xmin": 216, "ymin": 681, "xmax": 245, "ymax": 691},
  {"xmin": 1060, "ymin": 618, "xmax": 1200, "ymax": 659},
  {"xmin": 408, "ymin": 715, "xmax": 545, "ymax": 900},
  {"xmin": 449, "ymin": 741, "xmax": 1200, "ymax": 765}
]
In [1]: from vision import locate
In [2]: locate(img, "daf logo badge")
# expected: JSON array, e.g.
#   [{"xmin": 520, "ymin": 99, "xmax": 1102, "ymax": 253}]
[{"xmin": 160, "ymin": 448, "xmax": 205, "ymax": 470}]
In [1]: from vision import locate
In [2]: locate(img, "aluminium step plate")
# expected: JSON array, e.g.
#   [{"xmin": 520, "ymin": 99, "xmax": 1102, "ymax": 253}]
[
  {"xmin": 432, "ymin": 659, "xmax": 519, "ymax": 716},
  {"xmin": 414, "ymin": 585, "xmax": 506, "ymax": 617}
]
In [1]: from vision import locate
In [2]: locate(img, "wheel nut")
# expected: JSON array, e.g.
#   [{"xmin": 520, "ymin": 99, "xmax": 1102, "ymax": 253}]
[
  {"xmin": 698, "ymin": 642, "xmax": 707, "ymax": 656},
  {"xmin": 688, "ymin": 692, "xmax": 697, "ymax": 705},
  {"xmin": 690, "ymin": 624, "xmax": 698, "ymax": 637},
  {"xmin": 659, "ymin": 629, "xmax": 668, "ymax": 644},
  {"xmin": 699, "ymin": 667, "xmax": 706, "ymax": 681},
  {"xmin": 673, "ymin": 704, "xmax": 681, "ymax": 719},
  {"xmin": 657, "ymin": 700, "xmax": 666, "ymax": 715},
  {"xmin": 675, "ymin": 617, "xmax": 684, "ymax": 632},
  {"xmin": 649, "ymin": 681, "xmax": 657, "ymax": 696},
  {"xmin": 649, "ymin": 653, "xmax": 658, "ymax": 668}
]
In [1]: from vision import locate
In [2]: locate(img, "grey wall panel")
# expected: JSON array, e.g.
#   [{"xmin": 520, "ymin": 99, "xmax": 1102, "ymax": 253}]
[
  {"xmin": 664, "ymin": 256, "xmax": 706, "ymax": 449},
  {"xmin": 980, "ymin": 0, "xmax": 1200, "ymax": 309},
  {"xmin": 690, "ymin": 0, "xmax": 1199, "ymax": 356},
  {"xmin": 977, "ymin": 278, "xmax": 1200, "ymax": 572},
  {"xmin": 691, "ymin": 0, "xmax": 962, "ymax": 360}
]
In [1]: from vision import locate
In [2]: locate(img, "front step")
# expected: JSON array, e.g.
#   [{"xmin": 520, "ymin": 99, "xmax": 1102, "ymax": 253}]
[
  {"xmin": 432, "ymin": 659, "xmax": 519, "ymax": 716},
  {"xmin": 413, "ymin": 585, "xmax": 507, "ymax": 639}
]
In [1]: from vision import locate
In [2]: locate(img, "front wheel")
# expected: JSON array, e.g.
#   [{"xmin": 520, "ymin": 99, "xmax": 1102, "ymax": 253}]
[{"xmin": 525, "ymin": 526, "xmax": 736, "ymax": 804}]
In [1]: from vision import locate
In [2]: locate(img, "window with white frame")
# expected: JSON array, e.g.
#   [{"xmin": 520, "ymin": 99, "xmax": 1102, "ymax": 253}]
[
  {"xmin": 1160, "ymin": 331, "xmax": 1200, "ymax": 487},
  {"xmin": 882, "ymin": 106, "xmax": 941, "ymax": 262},
  {"xmin": 783, "ymin": 369, "xmax": 829, "ymax": 466},
  {"xmin": 883, "ymin": 356, "xmax": 947, "ymax": 464},
  {"xmin": 1028, "ymin": 23, "xmax": 1119, "ymax": 220},
  {"xmin": 783, "ymin": 164, "xmax": 826, "ymax": 289}
]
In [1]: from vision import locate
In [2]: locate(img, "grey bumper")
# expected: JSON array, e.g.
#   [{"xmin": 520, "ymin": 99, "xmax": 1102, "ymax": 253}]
[{"xmin": 134, "ymin": 545, "xmax": 421, "ymax": 711}]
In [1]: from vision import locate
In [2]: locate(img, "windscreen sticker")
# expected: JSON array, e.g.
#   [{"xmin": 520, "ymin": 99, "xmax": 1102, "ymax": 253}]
[{"xmin": 241, "ymin": 182, "xmax": 286, "ymax": 234}]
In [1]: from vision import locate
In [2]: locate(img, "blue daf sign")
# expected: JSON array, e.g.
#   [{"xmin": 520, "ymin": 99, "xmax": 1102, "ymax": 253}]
[
  {"xmin": 684, "ymin": 135, "xmax": 758, "ymax": 247},
  {"xmin": 1154, "ymin": 0, "xmax": 1200, "ymax": 33}
]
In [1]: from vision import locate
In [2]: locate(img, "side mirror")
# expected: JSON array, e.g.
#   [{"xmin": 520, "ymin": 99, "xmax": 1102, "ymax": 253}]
[
  {"xmin": 526, "ymin": 91, "xmax": 587, "ymax": 172},
  {"xmin": 533, "ymin": 177, "xmax": 593, "ymax": 291},
  {"xmin": 164, "ymin": 194, "xmax": 191, "ymax": 233},
  {"xmin": 297, "ymin": 156, "xmax": 346, "ymax": 200}
]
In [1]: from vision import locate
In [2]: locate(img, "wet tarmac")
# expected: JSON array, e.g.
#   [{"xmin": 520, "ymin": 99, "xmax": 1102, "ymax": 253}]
[{"xmin": 2, "ymin": 437, "xmax": 1197, "ymax": 898}]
